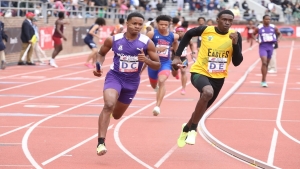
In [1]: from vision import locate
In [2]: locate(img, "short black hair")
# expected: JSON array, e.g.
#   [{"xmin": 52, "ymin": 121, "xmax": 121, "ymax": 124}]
[
  {"xmin": 217, "ymin": 10, "xmax": 234, "ymax": 19},
  {"xmin": 172, "ymin": 17, "xmax": 179, "ymax": 24},
  {"xmin": 95, "ymin": 17, "xmax": 106, "ymax": 26},
  {"xmin": 119, "ymin": 18, "xmax": 125, "ymax": 24},
  {"xmin": 181, "ymin": 21, "xmax": 189, "ymax": 29},
  {"xmin": 197, "ymin": 17, "xmax": 206, "ymax": 22},
  {"xmin": 263, "ymin": 15, "xmax": 270, "ymax": 19},
  {"xmin": 127, "ymin": 12, "xmax": 144, "ymax": 21},
  {"xmin": 58, "ymin": 12, "xmax": 64, "ymax": 19},
  {"xmin": 156, "ymin": 15, "xmax": 172, "ymax": 23},
  {"xmin": 207, "ymin": 19, "xmax": 213, "ymax": 23}
]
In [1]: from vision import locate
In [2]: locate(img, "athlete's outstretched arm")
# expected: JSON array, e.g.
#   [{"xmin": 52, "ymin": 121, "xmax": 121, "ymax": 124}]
[
  {"xmin": 93, "ymin": 37, "xmax": 113, "ymax": 77},
  {"xmin": 174, "ymin": 26, "xmax": 207, "ymax": 57},
  {"xmin": 231, "ymin": 32, "xmax": 243, "ymax": 66},
  {"xmin": 145, "ymin": 40, "xmax": 161, "ymax": 70}
]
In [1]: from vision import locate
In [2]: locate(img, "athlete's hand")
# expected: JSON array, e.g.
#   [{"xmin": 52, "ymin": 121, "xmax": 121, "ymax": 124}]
[
  {"xmin": 93, "ymin": 68, "xmax": 103, "ymax": 77},
  {"xmin": 157, "ymin": 46, "xmax": 168, "ymax": 52},
  {"xmin": 172, "ymin": 56, "xmax": 182, "ymax": 70},
  {"xmin": 229, "ymin": 31, "xmax": 238, "ymax": 45},
  {"xmin": 138, "ymin": 48, "xmax": 147, "ymax": 62}
]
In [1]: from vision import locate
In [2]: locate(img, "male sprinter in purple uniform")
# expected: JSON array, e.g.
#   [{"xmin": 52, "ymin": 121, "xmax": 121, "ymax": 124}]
[
  {"xmin": 146, "ymin": 15, "xmax": 179, "ymax": 116},
  {"xmin": 93, "ymin": 12, "xmax": 161, "ymax": 156},
  {"xmin": 252, "ymin": 15, "xmax": 281, "ymax": 87}
]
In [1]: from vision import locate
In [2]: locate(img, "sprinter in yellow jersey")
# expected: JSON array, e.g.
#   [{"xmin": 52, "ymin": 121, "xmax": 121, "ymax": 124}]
[{"xmin": 172, "ymin": 10, "xmax": 243, "ymax": 147}]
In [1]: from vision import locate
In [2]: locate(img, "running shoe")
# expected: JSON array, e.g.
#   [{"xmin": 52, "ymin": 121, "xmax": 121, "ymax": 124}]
[
  {"xmin": 261, "ymin": 81, "xmax": 268, "ymax": 88},
  {"xmin": 153, "ymin": 106, "xmax": 160, "ymax": 116},
  {"xmin": 177, "ymin": 123, "xmax": 188, "ymax": 148},
  {"xmin": 180, "ymin": 89, "xmax": 185, "ymax": 95},
  {"xmin": 96, "ymin": 143, "xmax": 107, "ymax": 156},
  {"xmin": 185, "ymin": 130, "xmax": 197, "ymax": 145},
  {"xmin": 50, "ymin": 59, "xmax": 58, "ymax": 68}
]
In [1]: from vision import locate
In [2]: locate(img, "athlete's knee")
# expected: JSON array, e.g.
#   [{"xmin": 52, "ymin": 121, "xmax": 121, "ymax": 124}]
[
  {"xmin": 112, "ymin": 113, "xmax": 121, "ymax": 120},
  {"xmin": 103, "ymin": 101, "xmax": 115, "ymax": 112},
  {"xmin": 201, "ymin": 86, "xmax": 214, "ymax": 101},
  {"xmin": 262, "ymin": 62, "xmax": 268, "ymax": 67}
]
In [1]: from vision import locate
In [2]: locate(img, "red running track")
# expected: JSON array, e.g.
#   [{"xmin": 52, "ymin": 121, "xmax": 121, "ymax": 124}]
[{"xmin": 0, "ymin": 41, "xmax": 296, "ymax": 169}]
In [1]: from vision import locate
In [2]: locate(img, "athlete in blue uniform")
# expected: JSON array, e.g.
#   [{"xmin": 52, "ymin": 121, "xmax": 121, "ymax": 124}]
[
  {"xmin": 145, "ymin": 15, "xmax": 179, "ymax": 116},
  {"xmin": 84, "ymin": 17, "xmax": 106, "ymax": 68}
]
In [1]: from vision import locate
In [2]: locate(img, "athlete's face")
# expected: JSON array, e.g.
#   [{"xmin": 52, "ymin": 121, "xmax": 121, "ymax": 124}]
[
  {"xmin": 126, "ymin": 17, "xmax": 144, "ymax": 34},
  {"xmin": 198, "ymin": 19, "xmax": 205, "ymax": 26},
  {"xmin": 207, "ymin": 20, "xmax": 213, "ymax": 26},
  {"xmin": 217, "ymin": 14, "xmax": 234, "ymax": 33},
  {"xmin": 263, "ymin": 16, "xmax": 271, "ymax": 25},
  {"xmin": 157, "ymin": 20, "xmax": 170, "ymax": 32},
  {"xmin": 176, "ymin": 30, "xmax": 185, "ymax": 38}
]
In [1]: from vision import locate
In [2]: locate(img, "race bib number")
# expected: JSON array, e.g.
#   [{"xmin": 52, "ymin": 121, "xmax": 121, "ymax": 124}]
[
  {"xmin": 248, "ymin": 29, "xmax": 254, "ymax": 33},
  {"xmin": 262, "ymin": 33, "xmax": 274, "ymax": 42},
  {"xmin": 207, "ymin": 57, "xmax": 227, "ymax": 73},
  {"xmin": 119, "ymin": 56, "xmax": 138, "ymax": 72},
  {"xmin": 181, "ymin": 47, "xmax": 187, "ymax": 57},
  {"xmin": 156, "ymin": 45, "xmax": 169, "ymax": 57}
]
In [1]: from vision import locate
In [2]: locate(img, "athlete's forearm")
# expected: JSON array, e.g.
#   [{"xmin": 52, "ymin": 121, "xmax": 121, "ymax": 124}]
[
  {"xmin": 96, "ymin": 53, "xmax": 105, "ymax": 66},
  {"xmin": 145, "ymin": 58, "xmax": 160, "ymax": 70},
  {"xmin": 232, "ymin": 33, "xmax": 243, "ymax": 66}
]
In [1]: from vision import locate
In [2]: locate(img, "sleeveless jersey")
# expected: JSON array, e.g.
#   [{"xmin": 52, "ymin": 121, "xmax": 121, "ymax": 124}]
[
  {"xmin": 85, "ymin": 24, "xmax": 98, "ymax": 40},
  {"xmin": 53, "ymin": 21, "xmax": 64, "ymax": 38},
  {"xmin": 110, "ymin": 33, "xmax": 149, "ymax": 77},
  {"xmin": 152, "ymin": 29, "xmax": 174, "ymax": 62},
  {"xmin": 190, "ymin": 26, "xmax": 235, "ymax": 78},
  {"xmin": 257, "ymin": 24, "xmax": 277, "ymax": 43}
]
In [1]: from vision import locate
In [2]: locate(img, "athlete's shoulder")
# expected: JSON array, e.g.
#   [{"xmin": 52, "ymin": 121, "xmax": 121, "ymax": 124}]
[
  {"xmin": 114, "ymin": 33, "xmax": 123, "ymax": 41},
  {"xmin": 138, "ymin": 34, "xmax": 150, "ymax": 44},
  {"xmin": 269, "ymin": 24, "xmax": 275, "ymax": 28}
]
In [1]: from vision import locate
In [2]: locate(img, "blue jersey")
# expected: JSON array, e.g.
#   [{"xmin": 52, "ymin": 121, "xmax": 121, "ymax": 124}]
[
  {"xmin": 84, "ymin": 24, "xmax": 98, "ymax": 41},
  {"xmin": 152, "ymin": 29, "xmax": 174, "ymax": 62}
]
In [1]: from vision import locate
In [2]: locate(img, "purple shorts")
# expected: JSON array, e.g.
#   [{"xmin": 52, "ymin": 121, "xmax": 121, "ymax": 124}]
[
  {"xmin": 259, "ymin": 43, "xmax": 274, "ymax": 59},
  {"xmin": 103, "ymin": 70, "xmax": 140, "ymax": 104}
]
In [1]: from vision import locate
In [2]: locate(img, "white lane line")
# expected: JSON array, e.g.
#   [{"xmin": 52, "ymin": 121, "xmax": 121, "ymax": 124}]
[
  {"xmin": 267, "ymin": 128, "xmax": 278, "ymax": 165},
  {"xmin": 0, "ymin": 62, "xmax": 109, "ymax": 92},
  {"xmin": 250, "ymin": 81, "xmax": 275, "ymax": 84},
  {"xmin": 276, "ymin": 41, "xmax": 300, "ymax": 145},
  {"xmin": 0, "ymin": 123, "xmax": 33, "ymax": 138},
  {"xmin": 41, "ymin": 125, "xmax": 114, "ymax": 166},
  {"xmin": 114, "ymin": 82, "xmax": 191, "ymax": 169},
  {"xmin": 22, "ymin": 78, "xmax": 150, "ymax": 169},
  {"xmin": 22, "ymin": 97, "xmax": 103, "ymax": 169},
  {"xmin": 220, "ymin": 106, "xmax": 278, "ymax": 110},
  {"xmin": 154, "ymin": 144, "xmax": 177, "ymax": 168}
]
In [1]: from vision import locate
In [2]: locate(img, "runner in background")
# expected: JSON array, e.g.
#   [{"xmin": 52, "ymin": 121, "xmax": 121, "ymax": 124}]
[
  {"xmin": 244, "ymin": 20, "xmax": 255, "ymax": 50},
  {"xmin": 206, "ymin": 19, "xmax": 213, "ymax": 26},
  {"xmin": 110, "ymin": 18, "xmax": 125, "ymax": 36},
  {"xmin": 84, "ymin": 17, "xmax": 106, "ymax": 68},
  {"xmin": 170, "ymin": 17, "xmax": 180, "ymax": 33},
  {"xmin": 0, "ymin": 19, "xmax": 7, "ymax": 69},
  {"xmin": 252, "ymin": 15, "xmax": 281, "ymax": 87},
  {"xmin": 50, "ymin": 12, "xmax": 68, "ymax": 68},
  {"xmin": 143, "ymin": 18, "xmax": 155, "ymax": 34},
  {"xmin": 172, "ymin": 26, "xmax": 196, "ymax": 95},
  {"xmin": 145, "ymin": 15, "xmax": 179, "ymax": 116}
]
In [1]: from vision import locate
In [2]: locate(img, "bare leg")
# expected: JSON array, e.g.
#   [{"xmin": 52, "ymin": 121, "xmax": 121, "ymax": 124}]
[
  {"xmin": 156, "ymin": 74, "xmax": 168, "ymax": 107},
  {"xmin": 180, "ymin": 68, "xmax": 187, "ymax": 90},
  {"xmin": 261, "ymin": 56, "xmax": 270, "ymax": 82}
]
